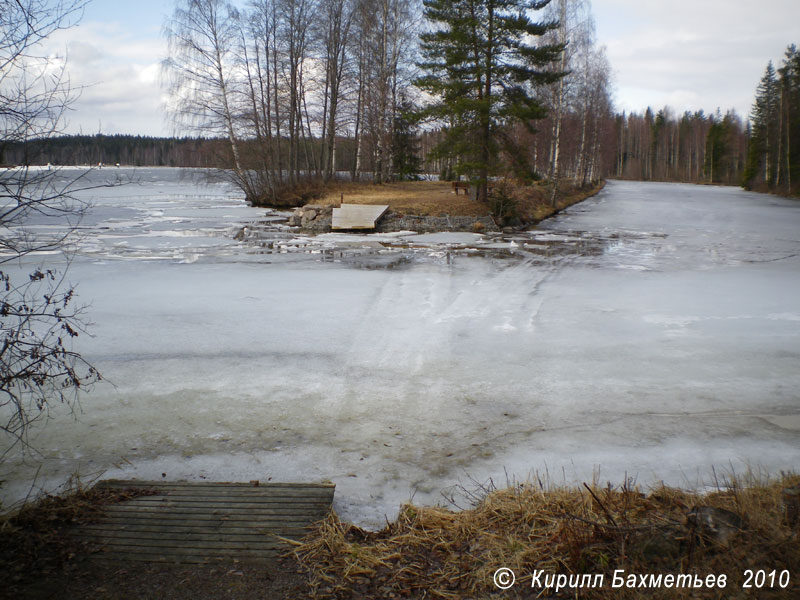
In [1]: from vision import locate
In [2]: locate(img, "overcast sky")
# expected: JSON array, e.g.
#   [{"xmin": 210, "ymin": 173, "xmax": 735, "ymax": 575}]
[{"xmin": 46, "ymin": 0, "xmax": 800, "ymax": 137}]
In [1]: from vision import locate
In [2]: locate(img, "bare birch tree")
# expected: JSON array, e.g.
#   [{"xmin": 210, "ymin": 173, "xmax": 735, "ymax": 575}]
[
  {"xmin": 163, "ymin": 0, "xmax": 253, "ymax": 195},
  {"xmin": 316, "ymin": 0, "xmax": 354, "ymax": 181},
  {"xmin": 547, "ymin": 0, "xmax": 567, "ymax": 205},
  {"xmin": 1, "ymin": 0, "xmax": 103, "ymax": 459},
  {"xmin": 543, "ymin": 0, "xmax": 598, "ymax": 201},
  {"xmin": 358, "ymin": 0, "xmax": 417, "ymax": 183}
]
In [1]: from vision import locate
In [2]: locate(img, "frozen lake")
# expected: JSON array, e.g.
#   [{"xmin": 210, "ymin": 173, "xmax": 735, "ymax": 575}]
[{"xmin": 2, "ymin": 169, "xmax": 800, "ymax": 527}]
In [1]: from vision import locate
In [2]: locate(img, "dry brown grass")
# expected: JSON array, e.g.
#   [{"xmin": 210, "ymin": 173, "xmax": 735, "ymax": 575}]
[
  {"xmin": 316, "ymin": 179, "xmax": 605, "ymax": 224},
  {"xmin": 313, "ymin": 181, "xmax": 603, "ymax": 224},
  {"xmin": 318, "ymin": 180, "xmax": 494, "ymax": 217},
  {"xmin": 293, "ymin": 472, "xmax": 800, "ymax": 599},
  {"xmin": 502, "ymin": 179, "xmax": 606, "ymax": 224}
]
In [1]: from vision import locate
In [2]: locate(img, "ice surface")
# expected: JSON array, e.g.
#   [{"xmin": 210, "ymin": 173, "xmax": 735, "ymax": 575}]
[{"xmin": 2, "ymin": 174, "xmax": 799, "ymax": 528}]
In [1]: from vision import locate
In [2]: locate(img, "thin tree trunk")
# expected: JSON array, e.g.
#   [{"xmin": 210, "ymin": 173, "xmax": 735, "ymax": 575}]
[
  {"xmin": 549, "ymin": 0, "xmax": 567, "ymax": 207},
  {"xmin": 272, "ymin": 3, "xmax": 283, "ymax": 185},
  {"xmin": 787, "ymin": 101, "xmax": 792, "ymax": 192},
  {"xmin": 576, "ymin": 102, "xmax": 588, "ymax": 184},
  {"xmin": 242, "ymin": 34, "xmax": 272, "ymax": 197},
  {"xmin": 301, "ymin": 80, "xmax": 318, "ymax": 175},
  {"xmin": 352, "ymin": 78, "xmax": 363, "ymax": 181},
  {"xmin": 777, "ymin": 87, "xmax": 784, "ymax": 187},
  {"xmin": 479, "ymin": 1, "xmax": 494, "ymax": 202}
]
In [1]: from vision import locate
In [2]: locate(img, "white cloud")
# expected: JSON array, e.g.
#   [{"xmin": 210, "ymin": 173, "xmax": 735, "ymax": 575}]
[
  {"xmin": 46, "ymin": 21, "xmax": 168, "ymax": 136},
  {"xmin": 595, "ymin": 0, "xmax": 800, "ymax": 118},
  {"xmin": 29, "ymin": 0, "xmax": 800, "ymax": 135}
]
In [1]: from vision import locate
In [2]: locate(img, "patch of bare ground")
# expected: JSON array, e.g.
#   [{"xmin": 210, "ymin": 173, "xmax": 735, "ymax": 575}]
[
  {"xmin": 319, "ymin": 180, "xmax": 491, "ymax": 217},
  {"xmin": 3, "ymin": 559, "xmax": 308, "ymax": 600}
]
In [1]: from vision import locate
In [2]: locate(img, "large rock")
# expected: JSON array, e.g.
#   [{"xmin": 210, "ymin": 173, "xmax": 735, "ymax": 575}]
[
  {"xmin": 686, "ymin": 506, "xmax": 743, "ymax": 545},
  {"xmin": 288, "ymin": 204, "xmax": 333, "ymax": 231}
]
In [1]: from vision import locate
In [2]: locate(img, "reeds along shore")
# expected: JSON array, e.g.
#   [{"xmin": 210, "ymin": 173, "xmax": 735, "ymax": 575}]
[{"xmin": 293, "ymin": 472, "xmax": 800, "ymax": 599}]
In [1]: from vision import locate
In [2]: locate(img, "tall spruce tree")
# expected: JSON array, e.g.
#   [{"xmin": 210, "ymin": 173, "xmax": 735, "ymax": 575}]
[
  {"xmin": 415, "ymin": 0, "xmax": 563, "ymax": 201},
  {"xmin": 743, "ymin": 62, "xmax": 779, "ymax": 188},
  {"xmin": 392, "ymin": 96, "xmax": 423, "ymax": 181},
  {"xmin": 705, "ymin": 110, "xmax": 742, "ymax": 184},
  {"xmin": 743, "ymin": 48, "xmax": 800, "ymax": 194},
  {"xmin": 777, "ymin": 44, "xmax": 799, "ymax": 193}
]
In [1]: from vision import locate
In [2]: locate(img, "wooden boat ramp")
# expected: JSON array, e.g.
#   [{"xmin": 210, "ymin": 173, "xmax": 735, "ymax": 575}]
[
  {"xmin": 75, "ymin": 479, "xmax": 335, "ymax": 564},
  {"xmin": 331, "ymin": 203, "xmax": 389, "ymax": 230}
]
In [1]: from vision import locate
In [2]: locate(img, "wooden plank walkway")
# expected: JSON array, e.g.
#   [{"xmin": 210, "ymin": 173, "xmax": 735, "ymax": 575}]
[
  {"xmin": 75, "ymin": 479, "xmax": 334, "ymax": 564},
  {"xmin": 331, "ymin": 203, "xmax": 389, "ymax": 230}
]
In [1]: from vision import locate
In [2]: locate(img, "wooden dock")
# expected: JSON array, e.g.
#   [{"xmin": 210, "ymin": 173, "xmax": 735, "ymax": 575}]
[
  {"xmin": 331, "ymin": 203, "xmax": 389, "ymax": 230},
  {"xmin": 76, "ymin": 479, "xmax": 335, "ymax": 564}
]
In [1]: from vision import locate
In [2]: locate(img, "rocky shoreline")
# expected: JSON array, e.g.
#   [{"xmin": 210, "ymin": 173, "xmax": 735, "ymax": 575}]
[{"xmin": 287, "ymin": 204, "xmax": 499, "ymax": 233}]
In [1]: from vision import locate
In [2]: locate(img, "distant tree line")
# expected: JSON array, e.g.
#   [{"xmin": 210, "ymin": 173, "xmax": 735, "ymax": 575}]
[
  {"xmin": 0, "ymin": 134, "xmax": 230, "ymax": 168},
  {"xmin": 613, "ymin": 108, "xmax": 747, "ymax": 186},
  {"xmin": 613, "ymin": 43, "xmax": 799, "ymax": 195}
]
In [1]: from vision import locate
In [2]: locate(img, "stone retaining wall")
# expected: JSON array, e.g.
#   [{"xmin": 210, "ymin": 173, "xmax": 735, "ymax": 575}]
[
  {"xmin": 375, "ymin": 213, "xmax": 498, "ymax": 233},
  {"xmin": 287, "ymin": 205, "xmax": 498, "ymax": 234}
]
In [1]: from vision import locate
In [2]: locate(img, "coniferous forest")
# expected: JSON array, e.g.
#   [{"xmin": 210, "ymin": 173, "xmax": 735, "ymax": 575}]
[
  {"xmin": 742, "ymin": 45, "xmax": 800, "ymax": 194},
  {"xmin": 1, "ymin": 135, "xmax": 231, "ymax": 168},
  {"xmin": 1, "ymin": 0, "xmax": 797, "ymax": 200}
]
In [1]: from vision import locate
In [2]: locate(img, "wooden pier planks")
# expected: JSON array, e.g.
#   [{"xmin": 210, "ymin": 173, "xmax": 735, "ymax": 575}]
[
  {"xmin": 331, "ymin": 203, "xmax": 389, "ymax": 230},
  {"xmin": 77, "ymin": 479, "xmax": 335, "ymax": 563}
]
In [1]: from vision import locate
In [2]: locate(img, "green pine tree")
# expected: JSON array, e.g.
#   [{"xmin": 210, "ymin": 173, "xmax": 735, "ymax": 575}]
[
  {"xmin": 415, "ymin": 0, "xmax": 563, "ymax": 201},
  {"xmin": 392, "ymin": 96, "xmax": 423, "ymax": 181},
  {"xmin": 777, "ymin": 44, "xmax": 799, "ymax": 194},
  {"xmin": 743, "ymin": 62, "xmax": 779, "ymax": 189},
  {"xmin": 705, "ymin": 110, "xmax": 740, "ymax": 184}
]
